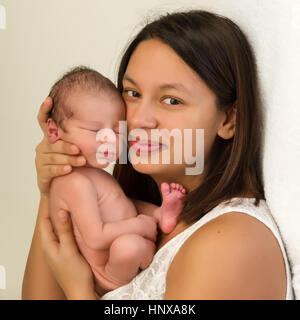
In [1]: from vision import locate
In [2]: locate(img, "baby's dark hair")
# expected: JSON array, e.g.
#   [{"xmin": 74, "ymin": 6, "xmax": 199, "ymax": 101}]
[{"xmin": 48, "ymin": 66, "xmax": 119, "ymax": 130}]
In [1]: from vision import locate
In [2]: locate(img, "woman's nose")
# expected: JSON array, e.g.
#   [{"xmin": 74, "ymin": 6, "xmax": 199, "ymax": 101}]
[{"xmin": 127, "ymin": 100, "xmax": 158, "ymax": 130}]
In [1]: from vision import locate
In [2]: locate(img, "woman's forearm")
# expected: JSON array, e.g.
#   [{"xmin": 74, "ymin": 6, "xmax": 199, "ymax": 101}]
[
  {"xmin": 66, "ymin": 288, "xmax": 98, "ymax": 300},
  {"xmin": 22, "ymin": 194, "xmax": 66, "ymax": 300}
]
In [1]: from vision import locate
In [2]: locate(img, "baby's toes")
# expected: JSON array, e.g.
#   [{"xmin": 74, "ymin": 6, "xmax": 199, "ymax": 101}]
[
  {"xmin": 170, "ymin": 183, "xmax": 176, "ymax": 190},
  {"xmin": 177, "ymin": 187, "xmax": 186, "ymax": 198},
  {"xmin": 177, "ymin": 191, "xmax": 185, "ymax": 199},
  {"xmin": 161, "ymin": 182, "xmax": 170, "ymax": 195}
]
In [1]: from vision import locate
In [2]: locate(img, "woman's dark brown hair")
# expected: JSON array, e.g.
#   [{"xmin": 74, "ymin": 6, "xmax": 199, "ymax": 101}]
[{"xmin": 113, "ymin": 10, "xmax": 265, "ymax": 225}]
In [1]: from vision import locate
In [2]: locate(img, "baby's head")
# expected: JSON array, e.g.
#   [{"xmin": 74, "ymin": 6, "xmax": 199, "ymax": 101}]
[{"xmin": 47, "ymin": 66, "xmax": 125, "ymax": 168}]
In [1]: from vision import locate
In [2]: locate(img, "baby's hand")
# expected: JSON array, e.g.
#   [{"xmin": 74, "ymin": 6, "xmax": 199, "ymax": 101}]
[{"xmin": 136, "ymin": 214, "xmax": 158, "ymax": 242}]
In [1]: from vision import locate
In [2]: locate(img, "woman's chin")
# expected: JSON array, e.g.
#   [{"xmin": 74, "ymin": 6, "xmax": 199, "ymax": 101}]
[{"xmin": 131, "ymin": 162, "xmax": 177, "ymax": 176}]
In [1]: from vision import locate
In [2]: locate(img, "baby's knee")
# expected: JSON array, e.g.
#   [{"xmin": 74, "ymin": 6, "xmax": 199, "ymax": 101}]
[{"xmin": 110, "ymin": 234, "xmax": 145, "ymax": 262}]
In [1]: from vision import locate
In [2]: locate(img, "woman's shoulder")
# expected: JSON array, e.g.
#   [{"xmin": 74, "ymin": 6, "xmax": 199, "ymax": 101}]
[{"xmin": 164, "ymin": 210, "xmax": 287, "ymax": 299}]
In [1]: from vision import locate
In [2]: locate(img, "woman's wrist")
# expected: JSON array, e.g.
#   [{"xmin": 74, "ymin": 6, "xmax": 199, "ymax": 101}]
[{"xmin": 37, "ymin": 192, "xmax": 50, "ymax": 221}]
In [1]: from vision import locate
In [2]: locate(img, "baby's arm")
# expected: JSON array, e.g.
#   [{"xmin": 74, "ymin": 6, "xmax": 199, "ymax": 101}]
[
  {"xmin": 49, "ymin": 173, "xmax": 157, "ymax": 250},
  {"xmin": 130, "ymin": 198, "xmax": 160, "ymax": 223}
]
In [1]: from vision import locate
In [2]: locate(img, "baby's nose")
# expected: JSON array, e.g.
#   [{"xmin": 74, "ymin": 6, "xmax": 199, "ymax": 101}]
[
  {"xmin": 96, "ymin": 129, "xmax": 117, "ymax": 144},
  {"xmin": 99, "ymin": 135, "xmax": 108, "ymax": 143}
]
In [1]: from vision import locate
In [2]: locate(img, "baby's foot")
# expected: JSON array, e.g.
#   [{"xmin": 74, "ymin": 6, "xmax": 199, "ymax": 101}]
[{"xmin": 160, "ymin": 182, "xmax": 186, "ymax": 234}]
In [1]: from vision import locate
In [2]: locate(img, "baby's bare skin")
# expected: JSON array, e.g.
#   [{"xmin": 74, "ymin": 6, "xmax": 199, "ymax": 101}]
[
  {"xmin": 49, "ymin": 166, "xmax": 185, "ymax": 290},
  {"xmin": 49, "ymin": 166, "xmax": 159, "ymax": 290},
  {"xmin": 50, "ymin": 166, "xmax": 186, "ymax": 290},
  {"xmin": 47, "ymin": 82, "xmax": 186, "ymax": 290}
]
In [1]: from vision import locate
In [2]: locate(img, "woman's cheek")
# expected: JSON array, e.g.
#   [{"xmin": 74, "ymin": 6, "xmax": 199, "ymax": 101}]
[
  {"xmin": 172, "ymin": 127, "xmax": 205, "ymax": 175},
  {"xmin": 125, "ymin": 105, "xmax": 136, "ymax": 127}
]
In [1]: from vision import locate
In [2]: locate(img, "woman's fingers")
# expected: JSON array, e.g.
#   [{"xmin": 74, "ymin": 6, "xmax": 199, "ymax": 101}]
[
  {"xmin": 39, "ymin": 215, "xmax": 59, "ymax": 257},
  {"xmin": 39, "ymin": 209, "xmax": 96, "ymax": 298},
  {"xmin": 54, "ymin": 210, "xmax": 79, "ymax": 253},
  {"xmin": 39, "ymin": 152, "xmax": 86, "ymax": 167},
  {"xmin": 42, "ymin": 164, "xmax": 73, "ymax": 179},
  {"xmin": 37, "ymin": 97, "xmax": 53, "ymax": 134},
  {"xmin": 35, "ymin": 137, "xmax": 85, "ymax": 194},
  {"xmin": 35, "ymin": 138, "xmax": 85, "ymax": 173},
  {"xmin": 46, "ymin": 139, "xmax": 80, "ymax": 156},
  {"xmin": 36, "ymin": 138, "xmax": 80, "ymax": 156},
  {"xmin": 36, "ymin": 164, "xmax": 72, "ymax": 194},
  {"xmin": 36, "ymin": 154, "xmax": 86, "ymax": 186}
]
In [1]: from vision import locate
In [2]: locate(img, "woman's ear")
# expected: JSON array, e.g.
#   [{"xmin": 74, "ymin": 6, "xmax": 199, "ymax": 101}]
[
  {"xmin": 47, "ymin": 118, "xmax": 60, "ymax": 143},
  {"xmin": 217, "ymin": 101, "xmax": 237, "ymax": 140}
]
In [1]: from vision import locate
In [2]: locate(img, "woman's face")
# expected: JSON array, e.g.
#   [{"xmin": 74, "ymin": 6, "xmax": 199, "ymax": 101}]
[{"xmin": 122, "ymin": 38, "xmax": 228, "ymax": 190}]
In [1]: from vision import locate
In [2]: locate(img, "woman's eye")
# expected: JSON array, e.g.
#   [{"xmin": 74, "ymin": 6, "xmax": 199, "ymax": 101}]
[
  {"xmin": 163, "ymin": 97, "xmax": 181, "ymax": 105},
  {"xmin": 124, "ymin": 89, "xmax": 140, "ymax": 98}
]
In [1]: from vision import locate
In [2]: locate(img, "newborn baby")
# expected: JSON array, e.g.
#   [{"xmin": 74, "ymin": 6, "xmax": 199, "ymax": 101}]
[{"xmin": 47, "ymin": 66, "xmax": 186, "ymax": 292}]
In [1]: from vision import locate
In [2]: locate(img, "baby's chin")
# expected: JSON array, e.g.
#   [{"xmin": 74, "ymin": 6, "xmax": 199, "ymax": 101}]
[
  {"xmin": 85, "ymin": 154, "xmax": 118, "ymax": 169},
  {"xmin": 84, "ymin": 162, "xmax": 110, "ymax": 169}
]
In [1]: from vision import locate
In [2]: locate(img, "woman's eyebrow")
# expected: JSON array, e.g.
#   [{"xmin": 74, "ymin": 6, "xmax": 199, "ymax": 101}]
[
  {"xmin": 159, "ymin": 83, "xmax": 191, "ymax": 94},
  {"xmin": 123, "ymin": 75, "xmax": 137, "ymax": 86},
  {"xmin": 123, "ymin": 75, "xmax": 190, "ymax": 95}
]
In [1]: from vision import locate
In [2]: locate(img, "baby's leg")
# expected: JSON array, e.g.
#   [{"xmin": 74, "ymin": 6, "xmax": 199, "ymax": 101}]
[
  {"xmin": 132, "ymin": 183, "xmax": 186, "ymax": 234},
  {"xmin": 155, "ymin": 183, "xmax": 186, "ymax": 234},
  {"xmin": 92, "ymin": 234, "xmax": 156, "ymax": 291}
]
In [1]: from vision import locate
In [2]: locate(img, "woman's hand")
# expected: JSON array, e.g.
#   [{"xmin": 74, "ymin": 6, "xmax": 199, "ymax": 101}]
[
  {"xmin": 35, "ymin": 97, "xmax": 86, "ymax": 195},
  {"xmin": 39, "ymin": 208, "xmax": 97, "ymax": 300}
]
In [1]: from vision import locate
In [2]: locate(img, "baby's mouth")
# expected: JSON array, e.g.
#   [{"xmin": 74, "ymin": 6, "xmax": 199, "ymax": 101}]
[{"xmin": 96, "ymin": 149, "xmax": 116, "ymax": 162}]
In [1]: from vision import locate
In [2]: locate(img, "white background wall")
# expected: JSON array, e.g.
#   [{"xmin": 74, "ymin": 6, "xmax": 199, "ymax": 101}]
[{"xmin": 0, "ymin": 0, "xmax": 299, "ymax": 299}]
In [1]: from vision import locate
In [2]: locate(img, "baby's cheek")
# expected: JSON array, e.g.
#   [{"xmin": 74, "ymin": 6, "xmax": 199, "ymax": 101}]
[{"xmin": 77, "ymin": 135, "xmax": 97, "ymax": 158}]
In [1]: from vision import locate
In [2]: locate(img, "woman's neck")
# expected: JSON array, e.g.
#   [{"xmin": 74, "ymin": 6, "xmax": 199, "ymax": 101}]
[{"xmin": 151, "ymin": 173, "xmax": 203, "ymax": 198}]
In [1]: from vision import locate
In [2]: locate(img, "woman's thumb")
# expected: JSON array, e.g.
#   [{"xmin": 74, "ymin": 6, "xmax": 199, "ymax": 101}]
[
  {"xmin": 55, "ymin": 209, "xmax": 77, "ymax": 248},
  {"xmin": 58, "ymin": 209, "xmax": 70, "ymax": 223}
]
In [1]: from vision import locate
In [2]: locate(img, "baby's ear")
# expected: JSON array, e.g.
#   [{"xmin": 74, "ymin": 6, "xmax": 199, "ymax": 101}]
[{"xmin": 47, "ymin": 118, "xmax": 60, "ymax": 143}]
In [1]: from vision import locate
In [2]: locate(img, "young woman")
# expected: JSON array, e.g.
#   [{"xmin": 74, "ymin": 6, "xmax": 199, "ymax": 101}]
[{"xmin": 22, "ymin": 10, "xmax": 293, "ymax": 300}]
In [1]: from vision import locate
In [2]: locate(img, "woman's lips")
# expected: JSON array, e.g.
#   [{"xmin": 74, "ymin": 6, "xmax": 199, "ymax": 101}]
[{"xmin": 129, "ymin": 140, "xmax": 163, "ymax": 153}]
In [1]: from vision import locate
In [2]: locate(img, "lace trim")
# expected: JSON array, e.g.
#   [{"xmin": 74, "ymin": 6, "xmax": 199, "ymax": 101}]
[{"xmin": 101, "ymin": 197, "xmax": 294, "ymax": 300}]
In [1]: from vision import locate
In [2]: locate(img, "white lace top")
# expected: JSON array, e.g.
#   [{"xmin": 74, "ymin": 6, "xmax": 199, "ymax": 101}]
[{"xmin": 100, "ymin": 197, "xmax": 294, "ymax": 300}]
